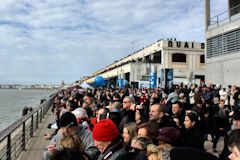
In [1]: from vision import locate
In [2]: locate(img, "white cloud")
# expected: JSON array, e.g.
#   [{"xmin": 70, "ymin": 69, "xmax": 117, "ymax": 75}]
[{"xmin": 0, "ymin": 0, "xmax": 226, "ymax": 84}]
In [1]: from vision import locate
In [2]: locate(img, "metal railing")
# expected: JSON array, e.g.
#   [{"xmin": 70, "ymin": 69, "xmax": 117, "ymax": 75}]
[
  {"xmin": 0, "ymin": 96, "xmax": 55, "ymax": 160},
  {"xmin": 209, "ymin": 4, "xmax": 240, "ymax": 28}
]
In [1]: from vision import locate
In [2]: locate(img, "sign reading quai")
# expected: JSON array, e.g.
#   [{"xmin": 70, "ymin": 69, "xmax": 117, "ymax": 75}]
[{"xmin": 168, "ymin": 41, "xmax": 205, "ymax": 49}]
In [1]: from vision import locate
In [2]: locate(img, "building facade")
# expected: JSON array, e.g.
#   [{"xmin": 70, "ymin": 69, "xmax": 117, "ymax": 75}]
[
  {"xmin": 83, "ymin": 39, "xmax": 205, "ymax": 88},
  {"xmin": 205, "ymin": 0, "xmax": 240, "ymax": 87}
]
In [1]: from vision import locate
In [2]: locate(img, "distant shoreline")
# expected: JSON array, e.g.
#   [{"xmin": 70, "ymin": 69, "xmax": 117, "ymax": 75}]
[{"xmin": 0, "ymin": 88, "xmax": 57, "ymax": 90}]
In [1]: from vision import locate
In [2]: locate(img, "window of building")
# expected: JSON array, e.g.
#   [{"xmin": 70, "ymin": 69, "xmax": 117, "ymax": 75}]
[
  {"xmin": 200, "ymin": 55, "xmax": 205, "ymax": 63},
  {"xmin": 172, "ymin": 53, "xmax": 186, "ymax": 63},
  {"xmin": 153, "ymin": 51, "xmax": 161, "ymax": 63},
  {"xmin": 145, "ymin": 55, "xmax": 151, "ymax": 62}
]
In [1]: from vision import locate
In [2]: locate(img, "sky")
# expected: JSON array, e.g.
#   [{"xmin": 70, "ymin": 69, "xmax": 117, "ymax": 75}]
[{"xmin": 0, "ymin": 0, "xmax": 227, "ymax": 85}]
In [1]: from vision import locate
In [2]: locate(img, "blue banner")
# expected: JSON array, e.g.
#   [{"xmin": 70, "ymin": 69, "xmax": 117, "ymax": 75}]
[
  {"xmin": 160, "ymin": 68, "xmax": 173, "ymax": 89},
  {"xmin": 117, "ymin": 79, "xmax": 128, "ymax": 88},
  {"xmin": 149, "ymin": 72, "xmax": 157, "ymax": 88}
]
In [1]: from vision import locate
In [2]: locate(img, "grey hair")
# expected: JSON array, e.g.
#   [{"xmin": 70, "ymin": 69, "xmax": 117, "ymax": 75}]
[
  {"xmin": 111, "ymin": 102, "xmax": 121, "ymax": 110},
  {"xmin": 124, "ymin": 96, "xmax": 135, "ymax": 104}
]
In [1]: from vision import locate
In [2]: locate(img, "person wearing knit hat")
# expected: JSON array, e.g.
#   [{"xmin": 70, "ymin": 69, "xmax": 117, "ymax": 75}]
[
  {"xmin": 92, "ymin": 119, "xmax": 126, "ymax": 160},
  {"xmin": 93, "ymin": 119, "xmax": 119, "ymax": 141},
  {"xmin": 156, "ymin": 127, "xmax": 181, "ymax": 146},
  {"xmin": 156, "ymin": 127, "xmax": 181, "ymax": 160},
  {"xmin": 59, "ymin": 111, "xmax": 78, "ymax": 128},
  {"xmin": 42, "ymin": 112, "xmax": 98, "ymax": 160}
]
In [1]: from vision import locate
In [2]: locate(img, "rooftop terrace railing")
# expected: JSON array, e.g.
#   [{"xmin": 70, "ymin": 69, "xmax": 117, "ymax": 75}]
[
  {"xmin": 0, "ymin": 94, "xmax": 56, "ymax": 160},
  {"xmin": 208, "ymin": 4, "xmax": 240, "ymax": 29}
]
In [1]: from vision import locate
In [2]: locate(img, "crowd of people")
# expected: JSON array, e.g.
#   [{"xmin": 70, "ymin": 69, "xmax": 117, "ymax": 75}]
[{"xmin": 42, "ymin": 83, "xmax": 240, "ymax": 160}]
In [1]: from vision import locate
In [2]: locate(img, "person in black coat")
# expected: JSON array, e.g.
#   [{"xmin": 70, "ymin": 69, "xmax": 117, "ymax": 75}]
[
  {"xmin": 227, "ymin": 129, "xmax": 240, "ymax": 160},
  {"xmin": 219, "ymin": 110, "xmax": 240, "ymax": 160},
  {"xmin": 233, "ymin": 87, "xmax": 240, "ymax": 111},
  {"xmin": 208, "ymin": 97, "xmax": 220, "ymax": 142},
  {"xmin": 212, "ymin": 99, "xmax": 230, "ymax": 151},
  {"xmin": 170, "ymin": 147, "xmax": 219, "ymax": 160},
  {"xmin": 183, "ymin": 111, "xmax": 204, "ymax": 150}
]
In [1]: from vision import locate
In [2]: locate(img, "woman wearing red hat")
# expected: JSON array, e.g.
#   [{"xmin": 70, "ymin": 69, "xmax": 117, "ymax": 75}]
[{"xmin": 92, "ymin": 119, "xmax": 126, "ymax": 160}]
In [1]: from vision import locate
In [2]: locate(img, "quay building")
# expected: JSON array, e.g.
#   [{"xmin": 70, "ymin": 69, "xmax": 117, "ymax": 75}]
[
  {"xmin": 83, "ymin": 39, "xmax": 205, "ymax": 88},
  {"xmin": 205, "ymin": 0, "xmax": 240, "ymax": 87}
]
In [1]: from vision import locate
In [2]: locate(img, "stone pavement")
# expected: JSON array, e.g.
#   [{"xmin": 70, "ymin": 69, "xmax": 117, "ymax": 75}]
[{"xmin": 205, "ymin": 135, "xmax": 224, "ymax": 157}]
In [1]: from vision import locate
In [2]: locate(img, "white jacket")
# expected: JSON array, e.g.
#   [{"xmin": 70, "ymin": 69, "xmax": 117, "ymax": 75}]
[{"xmin": 189, "ymin": 90, "xmax": 195, "ymax": 104}]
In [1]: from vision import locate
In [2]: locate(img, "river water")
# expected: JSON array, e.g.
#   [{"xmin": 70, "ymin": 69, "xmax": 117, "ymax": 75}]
[{"xmin": 0, "ymin": 89, "xmax": 55, "ymax": 132}]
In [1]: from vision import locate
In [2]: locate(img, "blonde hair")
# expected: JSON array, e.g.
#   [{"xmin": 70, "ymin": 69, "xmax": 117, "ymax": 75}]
[
  {"xmin": 147, "ymin": 144, "xmax": 163, "ymax": 160},
  {"xmin": 60, "ymin": 134, "xmax": 85, "ymax": 153},
  {"xmin": 131, "ymin": 136, "xmax": 152, "ymax": 151}
]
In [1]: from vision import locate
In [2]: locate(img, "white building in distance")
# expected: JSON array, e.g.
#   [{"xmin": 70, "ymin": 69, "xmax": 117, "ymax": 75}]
[{"xmin": 83, "ymin": 39, "xmax": 205, "ymax": 88}]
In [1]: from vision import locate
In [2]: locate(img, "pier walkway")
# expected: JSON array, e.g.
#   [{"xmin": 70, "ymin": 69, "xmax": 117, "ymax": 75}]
[
  {"xmin": 18, "ymin": 111, "xmax": 55, "ymax": 160},
  {"xmin": 17, "ymin": 110, "xmax": 224, "ymax": 160}
]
